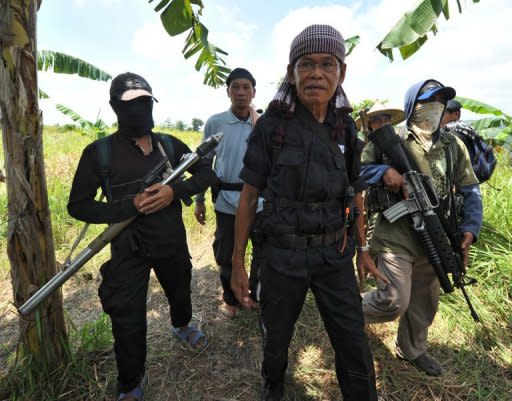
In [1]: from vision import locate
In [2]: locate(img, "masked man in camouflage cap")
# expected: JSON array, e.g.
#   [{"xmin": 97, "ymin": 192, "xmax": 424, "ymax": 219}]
[{"xmin": 360, "ymin": 79, "xmax": 482, "ymax": 377}]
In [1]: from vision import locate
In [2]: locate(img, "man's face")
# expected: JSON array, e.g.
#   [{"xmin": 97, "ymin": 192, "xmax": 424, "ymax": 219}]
[
  {"xmin": 441, "ymin": 109, "xmax": 460, "ymax": 127},
  {"xmin": 288, "ymin": 53, "xmax": 345, "ymax": 109},
  {"xmin": 227, "ymin": 78, "xmax": 255, "ymax": 110},
  {"xmin": 368, "ymin": 114, "xmax": 392, "ymax": 131}
]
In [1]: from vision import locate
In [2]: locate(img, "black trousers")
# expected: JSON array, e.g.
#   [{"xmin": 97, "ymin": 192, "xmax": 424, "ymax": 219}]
[
  {"xmin": 213, "ymin": 211, "xmax": 263, "ymax": 305},
  {"xmin": 98, "ymin": 232, "xmax": 192, "ymax": 393},
  {"xmin": 259, "ymin": 246, "xmax": 378, "ymax": 401}
]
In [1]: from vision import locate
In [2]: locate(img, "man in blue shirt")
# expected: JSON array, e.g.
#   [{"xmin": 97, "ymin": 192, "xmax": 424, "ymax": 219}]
[{"xmin": 195, "ymin": 68, "xmax": 263, "ymax": 317}]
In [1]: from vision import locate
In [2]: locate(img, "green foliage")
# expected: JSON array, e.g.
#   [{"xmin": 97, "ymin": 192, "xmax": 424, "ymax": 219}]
[
  {"xmin": 344, "ymin": 35, "xmax": 360, "ymax": 57},
  {"xmin": 37, "ymin": 51, "xmax": 112, "ymax": 132},
  {"xmin": 55, "ymin": 104, "xmax": 109, "ymax": 140},
  {"xmin": 0, "ymin": 313, "xmax": 114, "ymax": 400},
  {"xmin": 150, "ymin": 0, "xmax": 230, "ymax": 87},
  {"xmin": 174, "ymin": 120, "xmax": 188, "ymax": 131},
  {"xmin": 191, "ymin": 117, "xmax": 204, "ymax": 131},
  {"xmin": 37, "ymin": 50, "xmax": 111, "ymax": 82},
  {"xmin": 377, "ymin": 0, "xmax": 481, "ymax": 61},
  {"xmin": 350, "ymin": 98, "xmax": 378, "ymax": 121},
  {"xmin": 73, "ymin": 313, "xmax": 112, "ymax": 353},
  {"xmin": 2, "ymin": 126, "xmax": 511, "ymax": 399},
  {"xmin": 436, "ymin": 152, "xmax": 512, "ymax": 377},
  {"xmin": 456, "ymin": 96, "xmax": 512, "ymax": 146},
  {"xmin": 38, "ymin": 88, "xmax": 49, "ymax": 99}
]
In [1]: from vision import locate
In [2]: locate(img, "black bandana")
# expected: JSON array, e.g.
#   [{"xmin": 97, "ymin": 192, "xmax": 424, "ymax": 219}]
[{"xmin": 111, "ymin": 97, "xmax": 154, "ymax": 138}]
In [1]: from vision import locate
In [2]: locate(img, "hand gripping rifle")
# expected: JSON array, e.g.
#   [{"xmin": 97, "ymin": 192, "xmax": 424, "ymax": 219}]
[
  {"xmin": 18, "ymin": 133, "xmax": 224, "ymax": 316},
  {"xmin": 368, "ymin": 125, "xmax": 479, "ymax": 322}
]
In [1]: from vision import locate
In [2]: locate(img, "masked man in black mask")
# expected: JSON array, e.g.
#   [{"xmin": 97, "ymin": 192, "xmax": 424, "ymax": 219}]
[{"xmin": 68, "ymin": 72, "xmax": 217, "ymax": 401}]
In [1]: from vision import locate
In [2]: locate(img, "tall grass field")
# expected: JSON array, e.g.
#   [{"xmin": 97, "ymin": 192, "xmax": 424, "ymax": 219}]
[{"xmin": 0, "ymin": 126, "xmax": 510, "ymax": 400}]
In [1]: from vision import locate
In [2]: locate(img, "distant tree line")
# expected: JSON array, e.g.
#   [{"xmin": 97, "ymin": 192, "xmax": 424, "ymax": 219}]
[{"xmin": 162, "ymin": 117, "xmax": 204, "ymax": 132}]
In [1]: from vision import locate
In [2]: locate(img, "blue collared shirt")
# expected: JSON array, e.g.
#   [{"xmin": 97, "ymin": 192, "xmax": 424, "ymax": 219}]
[{"xmin": 198, "ymin": 109, "xmax": 263, "ymax": 215}]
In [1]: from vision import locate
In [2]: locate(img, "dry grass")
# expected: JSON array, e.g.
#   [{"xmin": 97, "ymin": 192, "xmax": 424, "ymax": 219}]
[
  {"xmin": 1, "ymin": 128, "xmax": 511, "ymax": 400},
  {"xmin": 2, "ymin": 231, "xmax": 510, "ymax": 401}
]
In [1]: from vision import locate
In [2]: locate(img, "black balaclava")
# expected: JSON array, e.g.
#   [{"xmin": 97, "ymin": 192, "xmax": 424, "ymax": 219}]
[
  {"xmin": 110, "ymin": 96, "xmax": 154, "ymax": 138},
  {"xmin": 109, "ymin": 72, "xmax": 155, "ymax": 138}
]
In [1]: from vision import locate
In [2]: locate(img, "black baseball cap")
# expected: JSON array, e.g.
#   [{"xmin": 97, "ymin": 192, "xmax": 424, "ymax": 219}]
[
  {"xmin": 446, "ymin": 99, "xmax": 462, "ymax": 111},
  {"xmin": 109, "ymin": 72, "xmax": 158, "ymax": 102}
]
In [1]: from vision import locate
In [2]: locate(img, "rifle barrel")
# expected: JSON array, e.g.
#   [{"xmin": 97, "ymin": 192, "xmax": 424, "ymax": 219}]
[{"xmin": 18, "ymin": 133, "xmax": 223, "ymax": 316}]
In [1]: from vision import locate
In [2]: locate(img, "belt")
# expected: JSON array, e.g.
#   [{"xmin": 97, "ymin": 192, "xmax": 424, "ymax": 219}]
[
  {"xmin": 268, "ymin": 228, "xmax": 345, "ymax": 250},
  {"xmin": 264, "ymin": 198, "xmax": 343, "ymax": 213},
  {"xmin": 217, "ymin": 181, "xmax": 243, "ymax": 191}
]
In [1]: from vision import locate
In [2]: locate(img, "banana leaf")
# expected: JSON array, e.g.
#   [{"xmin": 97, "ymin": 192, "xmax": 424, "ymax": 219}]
[
  {"xmin": 38, "ymin": 50, "xmax": 111, "ymax": 81},
  {"xmin": 377, "ymin": 0, "xmax": 480, "ymax": 61}
]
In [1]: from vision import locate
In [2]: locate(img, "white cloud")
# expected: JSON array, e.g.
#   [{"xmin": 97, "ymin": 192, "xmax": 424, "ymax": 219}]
[
  {"xmin": 40, "ymin": 0, "xmax": 512, "ymax": 126},
  {"xmin": 204, "ymin": 4, "xmax": 257, "ymax": 52},
  {"xmin": 267, "ymin": 0, "xmax": 512, "ymax": 120},
  {"xmin": 132, "ymin": 22, "xmax": 185, "ymax": 65},
  {"xmin": 73, "ymin": 0, "xmax": 122, "ymax": 8}
]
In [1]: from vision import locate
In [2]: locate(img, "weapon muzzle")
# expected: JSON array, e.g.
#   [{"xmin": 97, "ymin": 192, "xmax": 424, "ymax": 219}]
[{"xmin": 197, "ymin": 132, "xmax": 224, "ymax": 157}]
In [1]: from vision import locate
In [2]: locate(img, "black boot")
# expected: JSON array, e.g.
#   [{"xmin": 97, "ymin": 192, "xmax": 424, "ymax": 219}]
[
  {"xmin": 261, "ymin": 380, "xmax": 284, "ymax": 401},
  {"xmin": 400, "ymin": 353, "xmax": 442, "ymax": 377}
]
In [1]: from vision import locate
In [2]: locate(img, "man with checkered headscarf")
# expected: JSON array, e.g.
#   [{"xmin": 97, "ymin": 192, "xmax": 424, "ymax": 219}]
[{"xmin": 231, "ymin": 25, "xmax": 381, "ymax": 401}]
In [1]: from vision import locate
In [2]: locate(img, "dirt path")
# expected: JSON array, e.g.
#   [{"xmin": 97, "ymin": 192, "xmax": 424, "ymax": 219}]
[
  {"xmin": 1, "ymin": 238, "xmax": 506, "ymax": 400},
  {"xmin": 0, "ymin": 237, "xmax": 272, "ymax": 400}
]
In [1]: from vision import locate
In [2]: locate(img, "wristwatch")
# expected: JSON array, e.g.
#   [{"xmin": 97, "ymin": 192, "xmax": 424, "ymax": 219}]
[{"xmin": 358, "ymin": 244, "xmax": 370, "ymax": 252}]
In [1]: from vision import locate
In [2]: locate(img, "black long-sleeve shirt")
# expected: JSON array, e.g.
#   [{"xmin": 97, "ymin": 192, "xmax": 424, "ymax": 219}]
[{"xmin": 68, "ymin": 131, "xmax": 216, "ymax": 258}]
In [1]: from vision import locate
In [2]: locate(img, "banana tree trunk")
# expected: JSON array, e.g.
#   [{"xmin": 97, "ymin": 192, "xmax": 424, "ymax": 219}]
[{"xmin": 0, "ymin": 0, "xmax": 67, "ymax": 370}]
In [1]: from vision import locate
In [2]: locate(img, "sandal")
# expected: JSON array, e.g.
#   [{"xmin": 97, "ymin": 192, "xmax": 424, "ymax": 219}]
[
  {"xmin": 172, "ymin": 325, "xmax": 207, "ymax": 350},
  {"xmin": 117, "ymin": 371, "xmax": 148, "ymax": 401},
  {"xmin": 219, "ymin": 303, "xmax": 239, "ymax": 319}
]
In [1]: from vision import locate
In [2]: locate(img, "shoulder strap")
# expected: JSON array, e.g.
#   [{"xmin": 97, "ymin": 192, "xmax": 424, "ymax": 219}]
[
  {"xmin": 444, "ymin": 137, "xmax": 455, "ymax": 187},
  {"xmin": 156, "ymin": 133, "xmax": 175, "ymax": 167},
  {"xmin": 95, "ymin": 135, "xmax": 113, "ymax": 202}
]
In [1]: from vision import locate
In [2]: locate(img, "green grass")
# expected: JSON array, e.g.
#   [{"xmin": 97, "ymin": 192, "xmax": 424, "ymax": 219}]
[
  {"xmin": 1, "ymin": 313, "xmax": 115, "ymax": 401},
  {"xmin": 1, "ymin": 127, "xmax": 511, "ymax": 400}
]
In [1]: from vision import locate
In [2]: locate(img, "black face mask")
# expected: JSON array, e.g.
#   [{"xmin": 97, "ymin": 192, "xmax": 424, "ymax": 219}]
[{"xmin": 110, "ymin": 97, "xmax": 154, "ymax": 138}]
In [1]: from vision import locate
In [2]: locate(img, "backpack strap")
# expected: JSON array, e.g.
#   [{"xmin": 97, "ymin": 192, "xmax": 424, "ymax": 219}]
[
  {"xmin": 156, "ymin": 133, "xmax": 175, "ymax": 167},
  {"xmin": 95, "ymin": 135, "xmax": 113, "ymax": 202}
]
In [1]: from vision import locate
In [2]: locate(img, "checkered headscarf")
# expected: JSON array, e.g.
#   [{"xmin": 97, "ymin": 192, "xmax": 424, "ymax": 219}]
[{"xmin": 271, "ymin": 24, "xmax": 350, "ymax": 111}]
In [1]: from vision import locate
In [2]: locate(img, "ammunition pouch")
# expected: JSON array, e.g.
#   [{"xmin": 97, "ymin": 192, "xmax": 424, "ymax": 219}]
[{"xmin": 365, "ymin": 185, "xmax": 402, "ymax": 214}]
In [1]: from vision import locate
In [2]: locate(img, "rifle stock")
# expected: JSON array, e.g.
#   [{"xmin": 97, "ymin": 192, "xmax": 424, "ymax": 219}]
[
  {"xmin": 18, "ymin": 133, "xmax": 224, "ymax": 316},
  {"xmin": 368, "ymin": 125, "xmax": 479, "ymax": 322}
]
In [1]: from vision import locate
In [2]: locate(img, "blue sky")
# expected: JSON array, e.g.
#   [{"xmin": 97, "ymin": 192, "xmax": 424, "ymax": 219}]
[{"xmin": 37, "ymin": 0, "xmax": 512, "ymax": 127}]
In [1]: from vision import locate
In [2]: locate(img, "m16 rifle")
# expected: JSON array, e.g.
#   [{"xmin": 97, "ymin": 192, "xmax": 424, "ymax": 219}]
[
  {"xmin": 368, "ymin": 125, "xmax": 479, "ymax": 322},
  {"xmin": 18, "ymin": 133, "xmax": 224, "ymax": 316}
]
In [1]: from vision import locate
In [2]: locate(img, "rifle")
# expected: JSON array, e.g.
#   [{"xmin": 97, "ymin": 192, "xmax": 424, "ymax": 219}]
[
  {"xmin": 139, "ymin": 154, "xmax": 171, "ymax": 191},
  {"xmin": 358, "ymin": 108, "xmax": 370, "ymax": 143},
  {"xmin": 18, "ymin": 133, "xmax": 224, "ymax": 316},
  {"xmin": 368, "ymin": 125, "xmax": 480, "ymax": 322}
]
